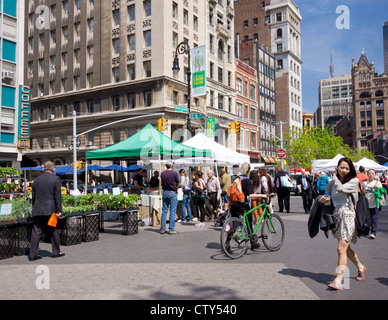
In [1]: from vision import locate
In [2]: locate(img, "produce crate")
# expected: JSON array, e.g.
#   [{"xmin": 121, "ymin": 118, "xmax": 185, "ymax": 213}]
[
  {"xmin": 82, "ymin": 212, "xmax": 100, "ymax": 242},
  {"xmin": 14, "ymin": 220, "xmax": 33, "ymax": 256},
  {"xmin": 122, "ymin": 209, "xmax": 139, "ymax": 236},
  {"xmin": 0, "ymin": 222, "xmax": 15, "ymax": 260},
  {"xmin": 59, "ymin": 215, "xmax": 82, "ymax": 246}
]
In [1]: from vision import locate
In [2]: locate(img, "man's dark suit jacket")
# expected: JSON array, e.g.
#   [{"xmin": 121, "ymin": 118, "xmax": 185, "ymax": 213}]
[
  {"xmin": 32, "ymin": 171, "xmax": 62, "ymax": 216},
  {"xmin": 296, "ymin": 174, "xmax": 313, "ymax": 194}
]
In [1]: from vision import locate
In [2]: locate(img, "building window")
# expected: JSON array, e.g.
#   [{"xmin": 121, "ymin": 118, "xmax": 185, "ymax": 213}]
[
  {"xmin": 218, "ymin": 67, "xmax": 223, "ymax": 83},
  {"xmin": 113, "ymin": 39, "xmax": 120, "ymax": 55},
  {"xmin": 276, "ymin": 13, "xmax": 282, "ymax": 22},
  {"xmin": 128, "ymin": 5, "xmax": 135, "ymax": 21},
  {"xmin": 112, "ymin": 96, "xmax": 120, "ymax": 111},
  {"xmin": 113, "ymin": 10, "xmax": 120, "ymax": 26},
  {"xmin": 144, "ymin": 0, "xmax": 151, "ymax": 17},
  {"xmin": 87, "ymin": 100, "xmax": 94, "ymax": 114},
  {"xmin": 143, "ymin": 61, "xmax": 151, "ymax": 78},
  {"xmin": 128, "ymin": 35, "xmax": 135, "ymax": 51},
  {"xmin": 218, "ymin": 94, "xmax": 223, "ymax": 110},
  {"xmin": 144, "ymin": 90, "xmax": 152, "ymax": 107},
  {"xmin": 243, "ymin": 20, "xmax": 248, "ymax": 28},
  {"xmin": 87, "ymin": 73, "xmax": 94, "ymax": 88},
  {"xmin": 144, "ymin": 31, "xmax": 151, "ymax": 47},
  {"xmin": 237, "ymin": 103, "xmax": 243, "ymax": 118},
  {"xmin": 113, "ymin": 130, "xmax": 121, "ymax": 143},
  {"xmin": 277, "ymin": 28, "xmax": 282, "ymax": 38},
  {"xmin": 113, "ymin": 67, "xmax": 120, "ymax": 83},
  {"xmin": 236, "ymin": 78, "xmax": 242, "ymax": 94},
  {"xmin": 128, "ymin": 64, "xmax": 135, "ymax": 80},
  {"xmin": 128, "ymin": 93, "xmax": 136, "ymax": 109}
]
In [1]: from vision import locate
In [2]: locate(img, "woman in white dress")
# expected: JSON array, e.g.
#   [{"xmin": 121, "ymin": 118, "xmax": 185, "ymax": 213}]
[{"xmin": 320, "ymin": 157, "xmax": 367, "ymax": 290}]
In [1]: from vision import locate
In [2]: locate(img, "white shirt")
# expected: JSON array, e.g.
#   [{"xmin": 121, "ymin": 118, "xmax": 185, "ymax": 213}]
[{"xmin": 362, "ymin": 180, "xmax": 382, "ymax": 208}]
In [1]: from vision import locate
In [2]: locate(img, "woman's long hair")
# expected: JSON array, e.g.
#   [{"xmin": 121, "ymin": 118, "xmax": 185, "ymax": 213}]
[
  {"xmin": 336, "ymin": 157, "xmax": 357, "ymax": 184},
  {"xmin": 250, "ymin": 170, "xmax": 261, "ymax": 188}
]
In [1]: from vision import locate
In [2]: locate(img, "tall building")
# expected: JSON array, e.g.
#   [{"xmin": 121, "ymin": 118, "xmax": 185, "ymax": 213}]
[
  {"xmin": 314, "ymin": 74, "xmax": 352, "ymax": 129},
  {"xmin": 352, "ymin": 50, "xmax": 388, "ymax": 150},
  {"xmin": 24, "ymin": 0, "xmax": 237, "ymax": 169},
  {"xmin": 266, "ymin": 0, "xmax": 302, "ymax": 135},
  {"xmin": 205, "ymin": 0, "xmax": 236, "ymax": 149},
  {"xmin": 0, "ymin": 0, "xmax": 26, "ymax": 168},
  {"xmin": 234, "ymin": 0, "xmax": 302, "ymax": 139},
  {"xmin": 384, "ymin": 21, "xmax": 388, "ymax": 74},
  {"xmin": 235, "ymin": 58, "xmax": 260, "ymax": 162}
]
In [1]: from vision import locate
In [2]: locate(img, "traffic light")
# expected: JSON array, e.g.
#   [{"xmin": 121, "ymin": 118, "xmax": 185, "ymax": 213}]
[
  {"xmin": 162, "ymin": 118, "xmax": 168, "ymax": 131},
  {"xmin": 228, "ymin": 122, "xmax": 235, "ymax": 133},
  {"xmin": 157, "ymin": 118, "xmax": 168, "ymax": 131},
  {"xmin": 234, "ymin": 122, "xmax": 240, "ymax": 134},
  {"xmin": 72, "ymin": 161, "xmax": 84, "ymax": 170}
]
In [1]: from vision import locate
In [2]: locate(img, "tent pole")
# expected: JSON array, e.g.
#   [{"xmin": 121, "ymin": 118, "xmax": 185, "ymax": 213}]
[{"xmin": 85, "ymin": 160, "xmax": 88, "ymax": 194}]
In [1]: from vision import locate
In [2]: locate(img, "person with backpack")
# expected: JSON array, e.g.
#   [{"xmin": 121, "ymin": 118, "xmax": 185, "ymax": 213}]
[
  {"xmin": 227, "ymin": 163, "xmax": 267, "ymax": 249},
  {"xmin": 361, "ymin": 169, "xmax": 385, "ymax": 239},
  {"xmin": 316, "ymin": 172, "xmax": 329, "ymax": 195},
  {"xmin": 319, "ymin": 157, "xmax": 367, "ymax": 290},
  {"xmin": 275, "ymin": 167, "xmax": 292, "ymax": 213}
]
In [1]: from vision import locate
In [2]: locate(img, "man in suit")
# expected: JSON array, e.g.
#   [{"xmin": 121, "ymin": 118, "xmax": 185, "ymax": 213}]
[
  {"xmin": 29, "ymin": 161, "xmax": 64, "ymax": 261},
  {"xmin": 297, "ymin": 169, "xmax": 313, "ymax": 214}
]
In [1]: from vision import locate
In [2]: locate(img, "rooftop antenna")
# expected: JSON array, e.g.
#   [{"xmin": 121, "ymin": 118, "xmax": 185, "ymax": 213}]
[{"xmin": 330, "ymin": 50, "xmax": 334, "ymax": 78}]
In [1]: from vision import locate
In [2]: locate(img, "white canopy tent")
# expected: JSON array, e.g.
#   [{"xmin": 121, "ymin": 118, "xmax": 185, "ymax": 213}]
[
  {"xmin": 311, "ymin": 154, "xmax": 345, "ymax": 173},
  {"xmin": 174, "ymin": 132, "xmax": 250, "ymax": 167},
  {"xmin": 354, "ymin": 158, "xmax": 387, "ymax": 172}
]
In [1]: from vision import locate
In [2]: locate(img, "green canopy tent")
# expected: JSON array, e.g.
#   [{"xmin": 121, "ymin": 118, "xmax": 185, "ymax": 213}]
[{"xmin": 85, "ymin": 123, "xmax": 211, "ymax": 162}]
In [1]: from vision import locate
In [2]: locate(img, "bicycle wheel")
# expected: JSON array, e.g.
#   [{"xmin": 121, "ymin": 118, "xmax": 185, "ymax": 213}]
[
  {"xmin": 261, "ymin": 213, "xmax": 285, "ymax": 251},
  {"xmin": 220, "ymin": 217, "xmax": 249, "ymax": 259}
]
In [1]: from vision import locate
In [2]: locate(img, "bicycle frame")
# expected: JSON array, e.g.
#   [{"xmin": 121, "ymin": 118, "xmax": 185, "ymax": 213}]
[{"xmin": 237, "ymin": 201, "xmax": 276, "ymax": 240}]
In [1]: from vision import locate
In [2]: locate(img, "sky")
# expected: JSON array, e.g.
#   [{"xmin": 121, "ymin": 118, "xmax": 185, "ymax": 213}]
[{"xmin": 298, "ymin": 0, "xmax": 388, "ymax": 114}]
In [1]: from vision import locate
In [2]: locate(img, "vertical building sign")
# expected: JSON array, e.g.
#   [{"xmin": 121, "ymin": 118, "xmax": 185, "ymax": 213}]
[
  {"xmin": 191, "ymin": 45, "xmax": 206, "ymax": 97},
  {"xmin": 18, "ymin": 85, "xmax": 31, "ymax": 149}
]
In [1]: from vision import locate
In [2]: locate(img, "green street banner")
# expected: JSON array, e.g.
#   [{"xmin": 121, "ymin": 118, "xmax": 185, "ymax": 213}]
[
  {"xmin": 191, "ymin": 45, "xmax": 206, "ymax": 97},
  {"xmin": 206, "ymin": 117, "xmax": 215, "ymax": 138}
]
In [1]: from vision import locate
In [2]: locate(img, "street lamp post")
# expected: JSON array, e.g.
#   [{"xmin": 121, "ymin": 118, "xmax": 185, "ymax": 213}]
[{"xmin": 172, "ymin": 41, "xmax": 191, "ymax": 132}]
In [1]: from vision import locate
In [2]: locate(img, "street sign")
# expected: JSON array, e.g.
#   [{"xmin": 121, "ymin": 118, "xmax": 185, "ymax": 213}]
[
  {"xmin": 277, "ymin": 149, "xmax": 286, "ymax": 158},
  {"xmin": 189, "ymin": 113, "xmax": 204, "ymax": 119},
  {"xmin": 174, "ymin": 106, "xmax": 188, "ymax": 113}
]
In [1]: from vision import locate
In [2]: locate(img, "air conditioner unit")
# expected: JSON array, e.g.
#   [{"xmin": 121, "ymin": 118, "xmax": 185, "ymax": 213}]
[
  {"xmin": 49, "ymin": 114, "xmax": 55, "ymax": 120},
  {"xmin": 2, "ymin": 71, "xmax": 15, "ymax": 79},
  {"xmin": 86, "ymin": 141, "xmax": 93, "ymax": 146}
]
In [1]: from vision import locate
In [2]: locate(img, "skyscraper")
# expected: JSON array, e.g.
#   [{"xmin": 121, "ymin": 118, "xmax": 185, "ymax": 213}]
[{"xmin": 384, "ymin": 21, "xmax": 388, "ymax": 74}]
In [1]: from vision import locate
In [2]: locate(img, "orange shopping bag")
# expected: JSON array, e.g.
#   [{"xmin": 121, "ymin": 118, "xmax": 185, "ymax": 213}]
[{"xmin": 47, "ymin": 213, "xmax": 58, "ymax": 227}]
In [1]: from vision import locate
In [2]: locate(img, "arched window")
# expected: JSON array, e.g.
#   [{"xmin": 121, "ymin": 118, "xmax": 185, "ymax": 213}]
[
  {"xmin": 375, "ymin": 90, "xmax": 384, "ymax": 97},
  {"xmin": 277, "ymin": 28, "xmax": 282, "ymax": 38},
  {"xmin": 376, "ymin": 100, "xmax": 384, "ymax": 107},
  {"xmin": 359, "ymin": 91, "xmax": 371, "ymax": 99}
]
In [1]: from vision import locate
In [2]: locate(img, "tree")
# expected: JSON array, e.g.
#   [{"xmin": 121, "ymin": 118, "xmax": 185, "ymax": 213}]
[{"xmin": 286, "ymin": 126, "xmax": 375, "ymax": 168}]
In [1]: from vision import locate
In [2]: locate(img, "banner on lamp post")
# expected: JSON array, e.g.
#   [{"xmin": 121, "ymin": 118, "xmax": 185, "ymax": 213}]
[
  {"xmin": 206, "ymin": 117, "xmax": 215, "ymax": 138},
  {"xmin": 191, "ymin": 45, "xmax": 206, "ymax": 97}
]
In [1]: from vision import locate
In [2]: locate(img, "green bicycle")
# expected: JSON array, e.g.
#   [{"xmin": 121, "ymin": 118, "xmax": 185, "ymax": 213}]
[{"xmin": 220, "ymin": 193, "xmax": 285, "ymax": 259}]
